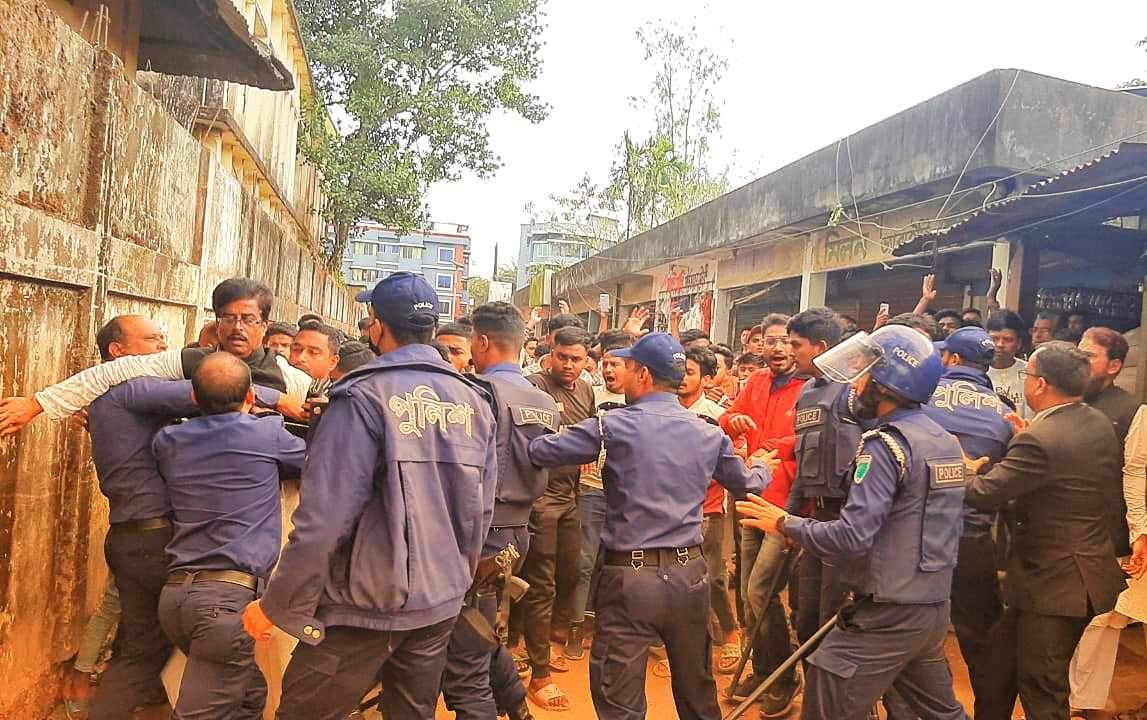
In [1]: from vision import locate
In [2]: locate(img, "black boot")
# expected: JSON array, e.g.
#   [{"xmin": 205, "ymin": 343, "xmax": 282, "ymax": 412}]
[
  {"xmin": 506, "ymin": 699, "xmax": 535, "ymax": 720},
  {"xmin": 562, "ymin": 621, "xmax": 585, "ymax": 660}
]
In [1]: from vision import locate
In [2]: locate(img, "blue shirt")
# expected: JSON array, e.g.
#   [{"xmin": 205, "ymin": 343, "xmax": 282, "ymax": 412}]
[
  {"xmin": 529, "ymin": 391, "xmax": 769, "ymax": 551},
  {"xmin": 483, "ymin": 361, "xmax": 533, "ymax": 388},
  {"xmin": 153, "ymin": 412, "xmax": 306, "ymax": 578},
  {"xmin": 921, "ymin": 366, "xmax": 1012, "ymax": 535},
  {"xmin": 88, "ymin": 378, "xmax": 200, "ymax": 524}
]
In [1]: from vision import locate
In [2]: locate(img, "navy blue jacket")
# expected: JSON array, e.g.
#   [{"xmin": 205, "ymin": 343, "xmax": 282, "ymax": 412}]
[
  {"xmin": 528, "ymin": 391, "xmax": 769, "ymax": 551},
  {"xmin": 921, "ymin": 365, "xmax": 1012, "ymax": 535},
  {"xmin": 784, "ymin": 407, "xmax": 966, "ymax": 604},
  {"xmin": 153, "ymin": 412, "xmax": 306, "ymax": 578},
  {"xmin": 787, "ymin": 377, "xmax": 862, "ymax": 509},
  {"xmin": 260, "ymin": 344, "xmax": 499, "ymax": 645}
]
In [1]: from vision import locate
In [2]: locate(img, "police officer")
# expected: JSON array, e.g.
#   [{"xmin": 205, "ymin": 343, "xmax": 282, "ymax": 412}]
[
  {"xmin": 242, "ymin": 272, "xmax": 499, "ymax": 720},
  {"xmin": 440, "ymin": 301, "xmax": 558, "ymax": 720},
  {"xmin": 784, "ymin": 307, "xmax": 862, "ymax": 645},
  {"xmin": 737, "ymin": 326, "xmax": 968, "ymax": 720},
  {"xmin": 528, "ymin": 333, "xmax": 774, "ymax": 720},
  {"xmin": 921, "ymin": 327, "xmax": 1014, "ymax": 719},
  {"xmin": 153, "ymin": 352, "xmax": 307, "ymax": 718}
]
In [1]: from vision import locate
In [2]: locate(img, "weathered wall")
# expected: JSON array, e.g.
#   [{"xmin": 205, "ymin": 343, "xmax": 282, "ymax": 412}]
[{"xmin": 0, "ymin": 3, "xmax": 356, "ymax": 716}]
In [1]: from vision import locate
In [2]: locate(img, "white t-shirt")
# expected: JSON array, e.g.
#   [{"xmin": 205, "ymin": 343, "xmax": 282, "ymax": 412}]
[{"xmin": 988, "ymin": 357, "xmax": 1031, "ymax": 418}]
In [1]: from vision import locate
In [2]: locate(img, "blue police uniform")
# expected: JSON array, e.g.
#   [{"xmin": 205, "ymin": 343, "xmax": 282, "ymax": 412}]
[
  {"xmin": 776, "ymin": 326, "xmax": 968, "ymax": 720},
  {"xmin": 921, "ymin": 336, "xmax": 1014, "ymax": 720},
  {"xmin": 787, "ymin": 377, "xmax": 862, "ymax": 645},
  {"xmin": 529, "ymin": 334, "xmax": 769, "ymax": 720},
  {"xmin": 260, "ymin": 343, "xmax": 499, "ymax": 720},
  {"xmin": 153, "ymin": 411, "xmax": 305, "ymax": 720},
  {"xmin": 441, "ymin": 361, "xmax": 558, "ymax": 720},
  {"xmin": 85, "ymin": 378, "xmax": 200, "ymax": 720}
]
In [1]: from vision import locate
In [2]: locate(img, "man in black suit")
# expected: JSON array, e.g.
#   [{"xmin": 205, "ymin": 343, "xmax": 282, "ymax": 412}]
[{"xmin": 964, "ymin": 341, "xmax": 1124, "ymax": 720}]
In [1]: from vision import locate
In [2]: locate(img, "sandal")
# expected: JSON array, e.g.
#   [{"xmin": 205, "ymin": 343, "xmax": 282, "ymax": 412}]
[
  {"xmin": 652, "ymin": 659, "xmax": 672, "ymax": 678},
  {"xmin": 716, "ymin": 643, "xmax": 742, "ymax": 674},
  {"xmin": 548, "ymin": 653, "xmax": 570, "ymax": 673},
  {"xmin": 527, "ymin": 681, "xmax": 571, "ymax": 712}
]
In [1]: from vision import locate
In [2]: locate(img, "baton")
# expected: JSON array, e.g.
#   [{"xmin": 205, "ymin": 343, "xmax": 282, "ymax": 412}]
[
  {"xmin": 724, "ymin": 545, "xmax": 798, "ymax": 698},
  {"xmin": 722, "ymin": 611, "xmax": 839, "ymax": 720}
]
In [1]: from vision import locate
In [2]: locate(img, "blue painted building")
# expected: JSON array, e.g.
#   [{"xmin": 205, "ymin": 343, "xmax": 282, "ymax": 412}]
[{"xmin": 344, "ymin": 221, "xmax": 472, "ymax": 321}]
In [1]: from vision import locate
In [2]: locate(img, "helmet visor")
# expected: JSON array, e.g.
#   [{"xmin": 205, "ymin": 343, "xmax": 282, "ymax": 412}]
[{"xmin": 813, "ymin": 331, "xmax": 884, "ymax": 384}]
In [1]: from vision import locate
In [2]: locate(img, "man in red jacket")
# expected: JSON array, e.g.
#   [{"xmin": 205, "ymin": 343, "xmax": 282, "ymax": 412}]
[{"xmin": 719, "ymin": 313, "xmax": 807, "ymax": 716}]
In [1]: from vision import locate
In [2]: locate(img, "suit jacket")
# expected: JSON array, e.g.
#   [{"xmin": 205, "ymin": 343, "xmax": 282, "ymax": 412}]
[{"xmin": 965, "ymin": 402, "xmax": 1124, "ymax": 617}]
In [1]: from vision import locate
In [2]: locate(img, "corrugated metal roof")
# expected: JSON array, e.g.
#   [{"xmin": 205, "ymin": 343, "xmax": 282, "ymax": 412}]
[{"xmin": 893, "ymin": 142, "xmax": 1147, "ymax": 255}]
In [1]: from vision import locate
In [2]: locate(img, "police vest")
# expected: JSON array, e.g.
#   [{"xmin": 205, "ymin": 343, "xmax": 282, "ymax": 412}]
[
  {"xmin": 791, "ymin": 380, "xmax": 861, "ymax": 502},
  {"xmin": 839, "ymin": 410, "xmax": 965, "ymax": 604},
  {"xmin": 473, "ymin": 373, "xmax": 559, "ymax": 528}
]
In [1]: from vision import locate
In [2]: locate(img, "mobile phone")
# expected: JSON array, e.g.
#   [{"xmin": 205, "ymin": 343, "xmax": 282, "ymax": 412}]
[{"xmin": 878, "ymin": 302, "xmax": 890, "ymax": 315}]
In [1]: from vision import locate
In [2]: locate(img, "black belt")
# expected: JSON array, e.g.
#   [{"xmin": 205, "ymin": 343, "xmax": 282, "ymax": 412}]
[
  {"xmin": 109, "ymin": 516, "xmax": 172, "ymax": 534},
  {"xmin": 167, "ymin": 569, "xmax": 258, "ymax": 591},
  {"xmin": 603, "ymin": 545, "xmax": 702, "ymax": 569}
]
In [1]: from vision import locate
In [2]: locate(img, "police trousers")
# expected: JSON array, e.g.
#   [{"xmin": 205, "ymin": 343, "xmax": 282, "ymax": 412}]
[
  {"xmin": 276, "ymin": 617, "xmax": 456, "ymax": 720},
  {"xmin": 158, "ymin": 580, "xmax": 266, "ymax": 720},
  {"xmin": 802, "ymin": 599, "xmax": 966, "ymax": 720},
  {"xmin": 442, "ymin": 526, "xmax": 530, "ymax": 719},
  {"xmin": 794, "ymin": 505, "xmax": 849, "ymax": 645},
  {"xmin": 89, "ymin": 525, "xmax": 173, "ymax": 720},
  {"xmin": 590, "ymin": 554, "xmax": 720, "ymax": 720},
  {"xmin": 514, "ymin": 493, "xmax": 580, "ymax": 677},
  {"xmin": 950, "ymin": 532, "xmax": 1014, "ymax": 720}
]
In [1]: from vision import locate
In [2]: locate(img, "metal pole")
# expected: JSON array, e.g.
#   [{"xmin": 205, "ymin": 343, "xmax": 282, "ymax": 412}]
[{"xmin": 721, "ymin": 611, "xmax": 840, "ymax": 720}]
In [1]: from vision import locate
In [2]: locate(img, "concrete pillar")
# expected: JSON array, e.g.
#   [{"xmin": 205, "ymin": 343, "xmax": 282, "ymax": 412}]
[
  {"xmin": 800, "ymin": 270, "xmax": 827, "ymax": 310},
  {"xmin": 711, "ymin": 288, "xmax": 732, "ymax": 345},
  {"xmin": 991, "ymin": 239, "xmax": 1011, "ymax": 309}
]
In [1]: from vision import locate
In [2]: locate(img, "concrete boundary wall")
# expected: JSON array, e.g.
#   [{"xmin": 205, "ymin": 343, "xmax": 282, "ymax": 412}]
[{"xmin": 0, "ymin": 3, "xmax": 355, "ymax": 715}]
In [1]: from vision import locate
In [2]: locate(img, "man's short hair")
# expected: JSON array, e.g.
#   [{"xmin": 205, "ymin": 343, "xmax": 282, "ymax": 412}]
[
  {"xmin": 762, "ymin": 313, "xmax": 790, "ymax": 330},
  {"xmin": 429, "ymin": 340, "xmax": 452, "ymax": 363},
  {"xmin": 935, "ymin": 309, "xmax": 962, "ymax": 325},
  {"xmin": 336, "ymin": 341, "xmax": 375, "ymax": 374},
  {"xmin": 546, "ymin": 313, "xmax": 585, "ymax": 335},
  {"xmin": 1034, "ymin": 310, "xmax": 1059, "ymax": 326},
  {"xmin": 787, "ymin": 308, "xmax": 842, "ymax": 348},
  {"xmin": 266, "ymin": 322, "xmax": 298, "ymax": 340},
  {"xmin": 711, "ymin": 343, "xmax": 735, "ymax": 368},
  {"xmin": 685, "ymin": 347, "xmax": 717, "ymax": 378},
  {"xmin": 297, "ymin": 313, "xmax": 323, "ymax": 327},
  {"xmin": 96, "ymin": 316, "xmax": 129, "ymax": 361},
  {"xmin": 746, "ymin": 324, "xmax": 766, "ymax": 339},
  {"xmin": 534, "ymin": 343, "xmax": 550, "ymax": 358},
  {"xmin": 436, "ymin": 322, "xmax": 472, "ymax": 339},
  {"xmin": 454, "ymin": 316, "xmax": 474, "ymax": 332},
  {"xmin": 736, "ymin": 352, "xmax": 766, "ymax": 367},
  {"xmin": 985, "ymin": 310, "xmax": 1027, "ymax": 338},
  {"xmin": 212, "ymin": 278, "xmax": 274, "ymax": 321},
  {"xmin": 1083, "ymin": 327, "xmax": 1129, "ymax": 363},
  {"xmin": 837, "ymin": 314, "xmax": 860, "ymax": 334},
  {"xmin": 551, "ymin": 327, "xmax": 590, "ymax": 351},
  {"xmin": 192, "ymin": 352, "xmax": 252, "ymax": 415},
  {"xmin": 888, "ymin": 312, "xmax": 938, "ymax": 340},
  {"xmin": 597, "ymin": 329, "xmax": 635, "ymax": 354},
  {"xmin": 679, "ymin": 329, "xmax": 710, "ymax": 346},
  {"xmin": 471, "ymin": 302, "xmax": 526, "ymax": 350},
  {"xmin": 963, "ymin": 307, "xmax": 983, "ymax": 319},
  {"xmin": 297, "ymin": 320, "xmax": 341, "ymax": 355},
  {"xmin": 1030, "ymin": 341, "xmax": 1090, "ymax": 397}
]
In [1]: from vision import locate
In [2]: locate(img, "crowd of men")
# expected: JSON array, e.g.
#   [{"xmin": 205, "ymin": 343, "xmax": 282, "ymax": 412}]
[{"xmin": 0, "ymin": 269, "xmax": 1143, "ymax": 720}]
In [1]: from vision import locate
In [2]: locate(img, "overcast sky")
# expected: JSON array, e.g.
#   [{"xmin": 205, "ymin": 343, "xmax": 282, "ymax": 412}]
[{"xmin": 426, "ymin": 1, "xmax": 1147, "ymax": 278}]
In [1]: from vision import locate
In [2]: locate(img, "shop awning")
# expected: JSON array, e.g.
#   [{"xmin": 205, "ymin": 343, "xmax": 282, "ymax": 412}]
[
  {"xmin": 892, "ymin": 142, "xmax": 1147, "ymax": 256},
  {"xmin": 139, "ymin": 0, "xmax": 294, "ymax": 91}
]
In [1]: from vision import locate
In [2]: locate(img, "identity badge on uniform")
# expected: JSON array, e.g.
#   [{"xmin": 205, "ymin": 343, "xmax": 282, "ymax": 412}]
[{"xmin": 853, "ymin": 454, "xmax": 872, "ymax": 484}]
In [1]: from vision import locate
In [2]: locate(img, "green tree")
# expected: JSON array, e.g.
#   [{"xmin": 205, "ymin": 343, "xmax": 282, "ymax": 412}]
[
  {"xmin": 467, "ymin": 276, "xmax": 490, "ymax": 305},
  {"xmin": 495, "ymin": 261, "xmax": 518, "ymax": 284},
  {"xmin": 296, "ymin": 0, "xmax": 549, "ymax": 269}
]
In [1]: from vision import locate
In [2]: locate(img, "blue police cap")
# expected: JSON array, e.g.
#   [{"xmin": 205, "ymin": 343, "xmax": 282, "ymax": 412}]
[
  {"xmin": 355, "ymin": 272, "xmax": 438, "ymax": 330},
  {"xmin": 610, "ymin": 332, "xmax": 686, "ymax": 384},
  {"xmin": 935, "ymin": 326, "xmax": 995, "ymax": 365}
]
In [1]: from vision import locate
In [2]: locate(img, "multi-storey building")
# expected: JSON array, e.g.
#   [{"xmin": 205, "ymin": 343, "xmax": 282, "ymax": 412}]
[
  {"xmin": 515, "ymin": 217, "xmax": 619, "ymax": 288},
  {"xmin": 344, "ymin": 221, "xmax": 472, "ymax": 321}
]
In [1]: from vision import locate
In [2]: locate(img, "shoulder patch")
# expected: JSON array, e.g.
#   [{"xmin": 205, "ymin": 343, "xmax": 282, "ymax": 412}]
[
  {"xmin": 795, "ymin": 407, "xmax": 824, "ymax": 431},
  {"xmin": 853, "ymin": 454, "xmax": 872, "ymax": 484},
  {"xmin": 928, "ymin": 461, "xmax": 966, "ymax": 489},
  {"xmin": 511, "ymin": 404, "xmax": 558, "ymax": 432}
]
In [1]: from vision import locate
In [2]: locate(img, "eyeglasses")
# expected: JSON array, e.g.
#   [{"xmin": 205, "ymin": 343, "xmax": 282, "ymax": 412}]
[
  {"xmin": 1018, "ymin": 369, "xmax": 1042, "ymax": 382},
  {"xmin": 762, "ymin": 337, "xmax": 790, "ymax": 347},
  {"xmin": 217, "ymin": 314, "xmax": 265, "ymax": 327}
]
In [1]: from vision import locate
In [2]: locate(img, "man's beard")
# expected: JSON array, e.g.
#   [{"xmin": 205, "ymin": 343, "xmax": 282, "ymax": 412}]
[{"xmin": 852, "ymin": 381, "xmax": 883, "ymax": 420}]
